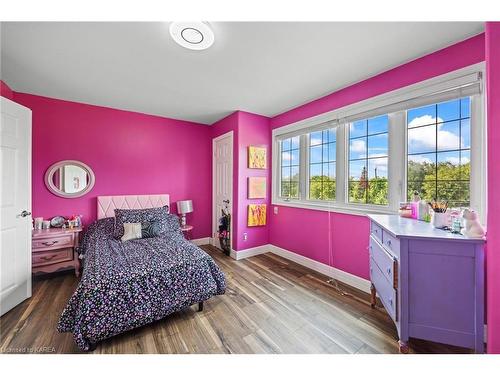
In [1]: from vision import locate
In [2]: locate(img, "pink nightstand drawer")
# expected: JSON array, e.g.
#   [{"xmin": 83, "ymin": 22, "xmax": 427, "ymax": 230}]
[
  {"xmin": 33, "ymin": 234, "xmax": 73, "ymax": 251},
  {"xmin": 33, "ymin": 248, "xmax": 73, "ymax": 266}
]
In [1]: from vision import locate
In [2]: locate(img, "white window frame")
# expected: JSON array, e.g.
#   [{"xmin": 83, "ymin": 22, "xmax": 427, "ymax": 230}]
[
  {"xmin": 305, "ymin": 129, "xmax": 338, "ymax": 202},
  {"xmin": 272, "ymin": 62, "xmax": 486, "ymax": 221}
]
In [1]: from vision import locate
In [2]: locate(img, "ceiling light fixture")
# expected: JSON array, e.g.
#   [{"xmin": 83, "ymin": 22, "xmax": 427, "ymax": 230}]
[{"xmin": 169, "ymin": 22, "xmax": 214, "ymax": 51}]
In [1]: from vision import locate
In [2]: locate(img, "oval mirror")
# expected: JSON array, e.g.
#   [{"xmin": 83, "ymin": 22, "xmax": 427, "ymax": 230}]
[{"xmin": 45, "ymin": 160, "xmax": 95, "ymax": 198}]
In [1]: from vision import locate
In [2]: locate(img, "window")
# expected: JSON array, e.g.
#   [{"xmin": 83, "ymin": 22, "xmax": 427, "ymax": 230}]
[
  {"xmin": 279, "ymin": 135, "xmax": 300, "ymax": 199},
  {"xmin": 348, "ymin": 115, "xmax": 389, "ymax": 205},
  {"xmin": 407, "ymin": 97, "xmax": 471, "ymax": 208},
  {"xmin": 272, "ymin": 66, "xmax": 484, "ymax": 217},
  {"xmin": 309, "ymin": 129, "xmax": 336, "ymax": 200}
]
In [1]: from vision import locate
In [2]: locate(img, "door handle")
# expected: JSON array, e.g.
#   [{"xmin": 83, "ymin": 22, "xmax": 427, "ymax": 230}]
[
  {"xmin": 20, "ymin": 210, "xmax": 32, "ymax": 217},
  {"xmin": 42, "ymin": 241, "xmax": 58, "ymax": 246},
  {"xmin": 41, "ymin": 254, "xmax": 57, "ymax": 261}
]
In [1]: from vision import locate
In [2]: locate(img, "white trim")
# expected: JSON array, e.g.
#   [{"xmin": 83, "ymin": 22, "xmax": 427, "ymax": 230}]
[
  {"xmin": 268, "ymin": 245, "xmax": 371, "ymax": 294},
  {"xmin": 230, "ymin": 245, "xmax": 271, "ymax": 260},
  {"xmin": 272, "ymin": 62, "xmax": 486, "ymax": 218},
  {"xmin": 470, "ymin": 92, "xmax": 487, "ymax": 224},
  {"xmin": 272, "ymin": 63, "xmax": 485, "ymax": 138},
  {"xmin": 212, "ymin": 131, "xmax": 234, "ymax": 252},
  {"xmin": 228, "ymin": 243, "xmax": 370, "ymax": 293},
  {"xmin": 191, "ymin": 237, "xmax": 211, "ymax": 246}
]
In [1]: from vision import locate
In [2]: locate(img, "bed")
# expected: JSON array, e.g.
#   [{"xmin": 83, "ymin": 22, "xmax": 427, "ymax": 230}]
[{"xmin": 57, "ymin": 195, "xmax": 226, "ymax": 351}]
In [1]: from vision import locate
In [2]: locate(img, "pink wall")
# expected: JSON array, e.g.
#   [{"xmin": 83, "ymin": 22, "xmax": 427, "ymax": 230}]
[
  {"xmin": 236, "ymin": 111, "xmax": 270, "ymax": 250},
  {"xmin": 486, "ymin": 22, "xmax": 500, "ymax": 354},
  {"xmin": 12, "ymin": 93, "xmax": 212, "ymax": 240},
  {"xmin": 0, "ymin": 80, "xmax": 15, "ymax": 100},
  {"xmin": 211, "ymin": 111, "xmax": 271, "ymax": 251},
  {"xmin": 269, "ymin": 33, "xmax": 486, "ymax": 279},
  {"xmin": 269, "ymin": 207, "xmax": 370, "ymax": 278},
  {"xmin": 272, "ymin": 34, "xmax": 485, "ymax": 128}
]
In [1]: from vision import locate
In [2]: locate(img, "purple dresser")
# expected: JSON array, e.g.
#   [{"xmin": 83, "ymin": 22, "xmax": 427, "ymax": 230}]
[{"xmin": 367, "ymin": 214, "xmax": 485, "ymax": 353}]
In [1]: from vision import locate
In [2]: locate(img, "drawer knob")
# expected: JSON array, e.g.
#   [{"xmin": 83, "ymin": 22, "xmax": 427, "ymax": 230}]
[
  {"xmin": 387, "ymin": 267, "xmax": 391, "ymax": 275},
  {"xmin": 41, "ymin": 241, "xmax": 58, "ymax": 246},
  {"xmin": 387, "ymin": 240, "xmax": 392, "ymax": 247},
  {"xmin": 389, "ymin": 298, "xmax": 393, "ymax": 306}
]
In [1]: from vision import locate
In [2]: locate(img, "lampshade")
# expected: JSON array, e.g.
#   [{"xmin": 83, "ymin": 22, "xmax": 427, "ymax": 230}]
[{"xmin": 177, "ymin": 200, "xmax": 193, "ymax": 214}]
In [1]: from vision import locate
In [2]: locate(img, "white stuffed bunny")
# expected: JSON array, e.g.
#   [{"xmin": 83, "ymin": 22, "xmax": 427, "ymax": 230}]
[{"xmin": 461, "ymin": 209, "xmax": 485, "ymax": 238}]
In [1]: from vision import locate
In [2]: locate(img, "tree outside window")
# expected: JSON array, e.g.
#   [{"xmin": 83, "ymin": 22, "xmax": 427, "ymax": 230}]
[
  {"xmin": 348, "ymin": 115, "xmax": 389, "ymax": 205},
  {"xmin": 407, "ymin": 98, "xmax": 471, "ymax": 207}
]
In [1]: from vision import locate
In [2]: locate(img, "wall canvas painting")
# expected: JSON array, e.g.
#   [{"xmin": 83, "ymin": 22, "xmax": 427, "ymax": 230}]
[
  {"xmin": 247, "ymin": 204, "xmax": 267, "ymax": 227},
  {"xmin": 248, "ymin": 146, "xmax": 267, "ymax": 169},
  {"xmin": 248, "ymin": 177, "xmax": 267, "ymax": 199}
]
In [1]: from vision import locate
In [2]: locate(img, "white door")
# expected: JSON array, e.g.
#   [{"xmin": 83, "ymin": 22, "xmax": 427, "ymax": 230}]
[
  {"xmin": 212, "ymin": 131, "xmax": 233, "ymax": 249},
  {"xmin": 0, "ymin": 97, "xmax": 32, "ymax": 316}
]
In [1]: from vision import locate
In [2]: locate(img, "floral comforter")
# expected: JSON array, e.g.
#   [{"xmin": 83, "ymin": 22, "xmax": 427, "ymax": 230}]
[{"xmin": 58, "ymin": 217, "xmax": 226, "ymax": 351}]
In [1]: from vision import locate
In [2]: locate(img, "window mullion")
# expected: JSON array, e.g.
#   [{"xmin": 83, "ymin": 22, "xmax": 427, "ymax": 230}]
[
  {"xmin": 470, "ymin": 94, "xmax": 486, "ymax": 224},
  {"xmin": 389, "ymin": 111, "xmax": 406, "ymax": 211},
  {"xmin": 336, "ymin": 124, "xmax": 346, "ymax": 205},
  {"xmin": 299, "ymin": 134, "xmax": 308, "ymax": 201}
]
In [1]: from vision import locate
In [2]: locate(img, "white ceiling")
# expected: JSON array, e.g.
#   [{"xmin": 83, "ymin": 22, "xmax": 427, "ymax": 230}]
[{"xmin": 0, "ymin": 22, "xmax": 484, "ymax": 124}]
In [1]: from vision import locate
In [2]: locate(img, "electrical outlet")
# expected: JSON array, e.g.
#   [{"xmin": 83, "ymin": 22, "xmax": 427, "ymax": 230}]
[
  {"xmin": 274, "ymin": 206, "xmax": 278, "ymax": 214},
  {"xmin": 243, "ymin": 233, "xmax": 248, "ymax": 241}
]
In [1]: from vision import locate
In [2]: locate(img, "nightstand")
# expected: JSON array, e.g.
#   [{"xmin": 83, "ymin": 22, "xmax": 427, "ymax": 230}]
[
  {"xmin": 32, "ymin": 227, "xmax": 82, "ymax": 277},
  {"xmin": 180, "ymin": 225, "xmax": 193, "ymax": 240}
]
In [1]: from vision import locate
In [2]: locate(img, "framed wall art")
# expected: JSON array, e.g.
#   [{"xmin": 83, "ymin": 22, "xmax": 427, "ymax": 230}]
[
  {"xmin": 248, "ymin": 177, "xmax": 266, "ymax": 199},
  {"xmin": 248, "ymin": 146, "xmax": 267, "ymax": 169},
  {"xmin": 247, "ymin": 204, "xmax": 267, "ymax": 226}
]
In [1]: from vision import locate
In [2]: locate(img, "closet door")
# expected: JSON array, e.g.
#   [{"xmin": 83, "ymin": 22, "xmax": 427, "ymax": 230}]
[
  {"xmin": 212, "ymin": 131, "xmax": 233, "ymax": 250},
  {"xmin": 0, "ymin": 97, "xmax": 32, "ymax": 316}
]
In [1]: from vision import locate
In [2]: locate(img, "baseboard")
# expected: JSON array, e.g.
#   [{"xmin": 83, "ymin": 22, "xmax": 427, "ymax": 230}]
[
  {"xmin": 230, "ymin": 245, "xmax": 271, "ymax": 260},
  {"xmin": 191, "ymin": 237, "xmax": 211, "ymax": 246},
  {"xmin": 268, "ymin": 245, "xmax": 371, "ymax": 294},
  {"xmin": 225, "ymin": 242, "xmax": 371, "ymax": 294}
]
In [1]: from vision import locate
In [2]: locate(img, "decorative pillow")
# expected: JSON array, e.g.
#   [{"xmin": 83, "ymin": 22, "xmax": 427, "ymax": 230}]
[
  {"xmin": 163, "ymin": 213, "xmax": 182, "ymax": 235},
  {"xmin": 121, "ymin": 223, "xmax": 142, "ymax": 242},
  {"xmin": 120, "ymin": 221, "xmax": 162, "ymax": 242},
  {"xmin": 113, "ymin": 205, "xmax": 170, "ymax": 239},
  {"xmin": 141, "ymin": 221, "xmax": 161, "ymax": 238}
]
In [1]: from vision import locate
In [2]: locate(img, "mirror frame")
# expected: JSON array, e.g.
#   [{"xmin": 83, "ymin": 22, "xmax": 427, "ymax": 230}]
[{"xmin": 44, "ymin": 160, "xmax": 96, "ymax": 198}]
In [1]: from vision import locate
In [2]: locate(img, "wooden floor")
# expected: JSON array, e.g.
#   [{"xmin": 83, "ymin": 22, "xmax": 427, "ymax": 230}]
[{"xmin": 0, "ymin": 245, "xmax": 472, "ymax": 354}]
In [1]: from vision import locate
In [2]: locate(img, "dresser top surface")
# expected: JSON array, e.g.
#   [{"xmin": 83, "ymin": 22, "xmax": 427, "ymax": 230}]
[
  {"xmin": 32, "ymin": 227, "xmax": 83, "ymax": 238},
  {"xmin": 367, "ymin": 214, "xmax": 485, "ymax": 243}
]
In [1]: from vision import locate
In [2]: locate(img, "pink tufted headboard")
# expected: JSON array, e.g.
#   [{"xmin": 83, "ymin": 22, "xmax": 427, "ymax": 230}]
[{"xmin": 97, "ymin": 194, "xmax": 170, "ymax": 219}]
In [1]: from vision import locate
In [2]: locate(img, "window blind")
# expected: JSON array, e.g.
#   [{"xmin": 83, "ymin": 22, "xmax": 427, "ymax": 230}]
[
  {"xmin": 275, "ymin": 120, "xmax": 338, "ymax": 141},
  {"xmin": 338, "ymin": 72, "xmax": 481, "ymax": 124}
]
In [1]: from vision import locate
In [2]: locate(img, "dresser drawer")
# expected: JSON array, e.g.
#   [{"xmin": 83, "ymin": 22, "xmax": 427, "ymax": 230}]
[
  {"xmin": 33, "ymin": 234, "xmax": 73, "ymax": 252},
  {"xmin": 370, "ymin": 221, "xmax": 383, "ymax": 243},
  {"xmin": 382, "ymin": 229, "xmax": 400, "ymax": 255},
  {"xmin": 370, "ymin": 236, "xmax": 398, "ymax": 288},
  {"xmin": 33, "ymin": 248, "xmax": 73, "ymax": 266},
  {"xmin": 370, "ymin": 258, "xmax": 398, "ymax": 321}
]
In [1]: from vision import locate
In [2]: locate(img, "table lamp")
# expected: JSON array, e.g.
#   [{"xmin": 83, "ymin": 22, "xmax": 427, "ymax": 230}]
[{"xmin": 177, "ymin": 200, "xmax": 193, "ymax": 227}]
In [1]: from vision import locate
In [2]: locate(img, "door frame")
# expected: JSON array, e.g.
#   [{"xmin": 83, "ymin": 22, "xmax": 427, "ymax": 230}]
[
  {"xmin": 212, "ymin": 131, "xmax": 234, "ymax": 251},
  {"xmin": 0, "ymin": 97, "xmax": 32, "ymax": 315}
]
